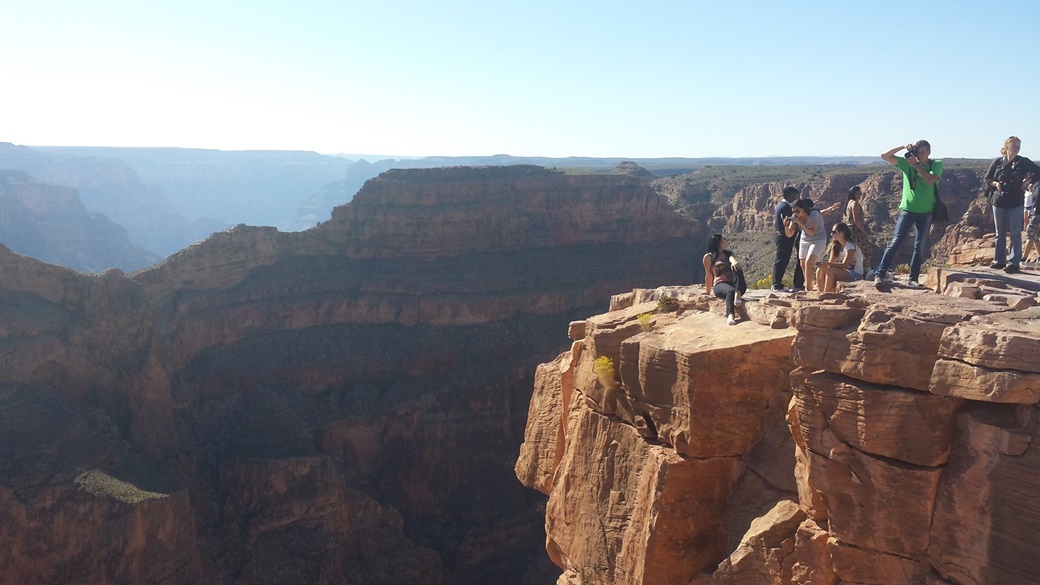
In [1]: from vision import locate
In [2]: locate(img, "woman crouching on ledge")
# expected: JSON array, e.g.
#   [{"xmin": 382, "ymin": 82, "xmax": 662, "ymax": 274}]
[
  {"xmin": 703, "ymin": 233, "xmax": 747, "ymax": 326},
  {"xmin": 818, "ymin": 222, "xmax": 864, "ymax": 292}
]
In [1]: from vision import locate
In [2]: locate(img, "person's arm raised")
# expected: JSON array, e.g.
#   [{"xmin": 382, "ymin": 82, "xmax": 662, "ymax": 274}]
[{"xmin": 881, "ymin": 144, "xmax": 908, "ymax": 165}]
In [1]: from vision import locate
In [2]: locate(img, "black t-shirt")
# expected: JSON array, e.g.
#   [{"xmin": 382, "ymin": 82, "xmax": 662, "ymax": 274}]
[{"xmin": 774, "ymin": 200, "xmax": 794, "ymax": 234}]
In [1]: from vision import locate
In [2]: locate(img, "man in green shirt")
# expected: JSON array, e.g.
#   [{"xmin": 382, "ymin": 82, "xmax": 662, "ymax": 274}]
[{"xmin": 874, "ymin": 140, "xmax": 942, "ymax": 286}]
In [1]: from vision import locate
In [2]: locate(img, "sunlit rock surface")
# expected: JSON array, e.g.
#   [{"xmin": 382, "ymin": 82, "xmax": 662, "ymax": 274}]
[{"xmin": 518, "ymin": 268, "xmax": 1040, "ymax": 585}]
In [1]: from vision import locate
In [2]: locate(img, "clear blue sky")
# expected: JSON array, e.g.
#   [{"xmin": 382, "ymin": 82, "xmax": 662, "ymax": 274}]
[{"xmin": 3, "ymin": 0, "xmax": 1038, "ymax": 159}]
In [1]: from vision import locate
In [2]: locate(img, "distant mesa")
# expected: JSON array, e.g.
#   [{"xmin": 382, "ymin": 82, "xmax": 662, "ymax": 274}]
[{"xmin": 610, "ymin": 161, "xmax": 656, "ymax": 180}]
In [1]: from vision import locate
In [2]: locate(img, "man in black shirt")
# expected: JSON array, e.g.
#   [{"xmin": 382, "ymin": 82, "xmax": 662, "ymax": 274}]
[{"xmin": 772, "ymin": 186, "xmax": 804, "ymax": 291}]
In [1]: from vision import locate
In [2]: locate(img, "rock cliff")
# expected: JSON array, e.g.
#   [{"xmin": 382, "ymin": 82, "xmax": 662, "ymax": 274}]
[
  {"xmin": 0, "ymin": 165, "xmax": 700, "ymax": 584},
  {"xmin": 517, "ymin": 260, "xmax": 1040, "ymax": 584},
  {"xmin": 0, "ymin": 170, "xmax": 159, "ymax": 272}
]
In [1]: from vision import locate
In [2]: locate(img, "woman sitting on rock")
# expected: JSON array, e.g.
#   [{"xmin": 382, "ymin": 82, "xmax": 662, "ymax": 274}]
[
  {"xmin": 818, "ymin": 222, "xmax": 864, "ymax": 292},
  {"xmin": 702, "ymin": 233, "xmax": 747, "ymax": 326}
]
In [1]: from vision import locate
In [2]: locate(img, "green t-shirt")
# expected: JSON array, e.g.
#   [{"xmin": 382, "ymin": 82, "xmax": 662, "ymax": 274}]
[{"xmin": 895, "ymin": 157, "xmax": 943, "ymax": 213}]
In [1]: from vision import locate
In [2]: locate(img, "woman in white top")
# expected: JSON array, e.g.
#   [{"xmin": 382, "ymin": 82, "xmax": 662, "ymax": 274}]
[
  {"xmin": 783, "ymin": 198, "xmax": 826, "ymax": 292},
  {"xmin": 819, "ymin": 222, "xmax": 864, "ymax": 292}
]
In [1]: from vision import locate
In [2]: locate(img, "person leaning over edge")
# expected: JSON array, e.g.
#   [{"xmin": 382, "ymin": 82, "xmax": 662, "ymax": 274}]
[
  {"xmin": 771, "ymin": 186, "xmax": 804, "ymax": 291},
  {"xmin": 874, "ymin": 140, "xmax": 942, "ymax": 286}
]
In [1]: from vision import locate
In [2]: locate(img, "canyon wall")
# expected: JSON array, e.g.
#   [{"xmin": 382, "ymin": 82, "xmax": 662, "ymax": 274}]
[
  {"xmin": 0, "ymin": 165, "xmax": 700, "ymax": 584},
  {"xmin": 517, "ymin": 264, "xmax": 1040, "ymax": 584}
]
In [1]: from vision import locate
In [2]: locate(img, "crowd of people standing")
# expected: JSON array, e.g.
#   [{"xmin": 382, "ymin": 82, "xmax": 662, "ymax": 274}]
[{"xmin": 704, "ymin": 136, "xmax": 1040, "ymax": 325}]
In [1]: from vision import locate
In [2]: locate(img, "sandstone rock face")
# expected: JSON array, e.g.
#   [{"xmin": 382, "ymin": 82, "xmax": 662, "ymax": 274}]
[
  {"xmin": 0, "ymin": 385, "xmax": 199, "ymax": 585},
  {"xmin": 519, "ymin": 275, "xmax": 1040, "ymax": 585},
  {"xmin": 518, "ymin": 290, "xmax": 799, "ymax": 584},
  {"xmin": 0, "ymin": 165, "xmax": 701, "ymax": 584}
]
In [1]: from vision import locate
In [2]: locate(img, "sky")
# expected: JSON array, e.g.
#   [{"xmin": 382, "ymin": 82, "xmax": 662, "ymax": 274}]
[{"xmin": 3, "ymin": 0, "xmax": 1039, "ymax": 159}]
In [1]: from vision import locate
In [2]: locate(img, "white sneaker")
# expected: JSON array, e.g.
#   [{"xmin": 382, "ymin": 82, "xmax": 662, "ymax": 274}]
[{"xmin": 727, "ymin": 315, "xmax": 736, "ymax": 326}]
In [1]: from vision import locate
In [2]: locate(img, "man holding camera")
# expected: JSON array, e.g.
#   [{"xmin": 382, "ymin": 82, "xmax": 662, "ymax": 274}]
[{"xmin": 874, "ymin": 140, "xmax": 942, "ymax": 286}]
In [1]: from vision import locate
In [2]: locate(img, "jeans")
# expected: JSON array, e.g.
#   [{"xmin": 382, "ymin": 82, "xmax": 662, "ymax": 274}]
[
  {"xmin": 875, "ymin": 210, "xmax": 933, "ymax": 280},
  {"xmin": 992, "ymin": 205, "xmax": 1024, "ymax": 266},
  {"xmin": 772, "ymin": 233, "xmax": 805, "ymax": 289},
  {"xmin": 714, "ymin": 269, "xmax": 748, "ymax": 316}
]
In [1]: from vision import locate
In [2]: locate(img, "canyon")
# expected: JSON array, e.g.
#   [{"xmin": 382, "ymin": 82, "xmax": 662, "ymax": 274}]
[
  {"xmin": 0, "ymin": 165, "xmax": 699, "ymax": 584},
  {"xmin": 2, "ymin": 155, "xmax": 1031, "ymax": 584}
]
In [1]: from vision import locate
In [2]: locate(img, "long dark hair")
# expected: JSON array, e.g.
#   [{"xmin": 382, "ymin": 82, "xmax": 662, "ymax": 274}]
[
  {"xmin": 847, "ymin": 186, "xmax": 861, "ymax": 203},
  {"xmin": 793, "ymin": 198, "xmax": 814, "ymax": 214},
  {"xmin": 830, "ymin": 222, "xmax": 854, "ymax": 257},
  {"xmin": 706, "ymin": 233, "xmax": 724, "ymax": 257}
]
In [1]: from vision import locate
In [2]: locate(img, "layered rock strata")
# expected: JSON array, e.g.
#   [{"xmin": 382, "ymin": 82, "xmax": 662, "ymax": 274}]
[
  {"xmin": 517, "ymin": 272, "xmax": 1040, "ymax": 584},
  {"xmin": 0, "ymin": 165, "xmax": 700, "ymax": 584}
]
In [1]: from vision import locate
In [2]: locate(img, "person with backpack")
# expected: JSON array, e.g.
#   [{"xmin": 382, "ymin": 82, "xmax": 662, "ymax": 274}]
[
  {"xmin": 703, "ymin": 234, "xmax": 747, "ymax": 326},
  {"xmin": 982, "ymin": 136, "xmax": 1040, "ymax": 273},
  {"xmin": 874, "ymin": 140, "xmax": 942, "ymax": 287}
]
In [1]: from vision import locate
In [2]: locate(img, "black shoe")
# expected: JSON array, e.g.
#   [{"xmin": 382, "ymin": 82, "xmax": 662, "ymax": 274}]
[
  {"xmin": 990, "ymin": 262, "xmax": 1006, "ymax": 269},
  {"xmin": 1005, "ymin": 264, "xmax": 1020, "ymax": 274}
]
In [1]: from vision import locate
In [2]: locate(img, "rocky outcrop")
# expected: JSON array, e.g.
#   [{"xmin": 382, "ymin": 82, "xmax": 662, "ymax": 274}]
[
  {"xmin": 0, "ymin": 165, "xmax": 700, "ymax": 584},
  {"xmin": 518, "ymin": 269, "xmax": 1040, "ymax": 584},
  {"xmin": 0, "ymin": 171, "xmax": 159, "ymax": 272}
]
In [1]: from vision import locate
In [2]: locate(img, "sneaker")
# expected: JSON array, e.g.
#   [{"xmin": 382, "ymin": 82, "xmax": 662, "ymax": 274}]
[
  {"xmin": 906, "ymin": 278, "xmax": 924, "ymax": 288},
  {"xmin": 874, "ymin": 275, "xmax": 884, "ymax": 286},
  {"xmin": 1005, "ymin": 264, "xmax": 1021, "ymax": 274},
  {"xmin": 789, "ymin": 287, "xmax": 804, "ymax": 293},
  {"xmin": 770, "ymin": 284, "xmax": 785, "ymax": 292},
  {"xmin": 990, "ymin": 262, "xmax": 1006, "ymax": 269},
  {"xmin": 726, "ymin": 315, "xmax": 736, "ymax": 326}
]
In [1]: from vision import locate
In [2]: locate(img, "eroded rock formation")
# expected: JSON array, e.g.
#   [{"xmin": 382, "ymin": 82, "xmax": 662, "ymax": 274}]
[
  {"xmin": 0, "ymin": 165, "xmax": 700, "ymax": 584},
  {"xmin": 518, "ymin": 266, "xmax": 1040, "ymax": 584}
]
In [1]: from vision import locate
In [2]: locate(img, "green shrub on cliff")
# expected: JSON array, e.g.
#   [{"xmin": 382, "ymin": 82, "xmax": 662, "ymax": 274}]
[
  {"xmin": 637, "ymin": 313, "xmax": 652, "ymax": 332},
  {"xmin": 593, "ymin": 356, "xmax": 617, "ymax": 389}
]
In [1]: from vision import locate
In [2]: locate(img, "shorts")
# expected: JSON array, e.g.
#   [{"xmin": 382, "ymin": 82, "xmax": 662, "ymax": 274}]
[
  {"xmin": 1027, "ymin": 209, "xmax": 1040, "ymax": 240},
  {"xmin": 799, "ymin": 239, "xmax": 826, "ymax": 260}
]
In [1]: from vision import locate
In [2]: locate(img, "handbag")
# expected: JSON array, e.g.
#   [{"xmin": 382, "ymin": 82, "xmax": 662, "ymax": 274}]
[
  {"xmin": 930, "ymin": 162, "xmax": 949, "ymax": 223},
  {"xmin": 933, "ymin": 189, "xmax": 949, "ymax": 223}
]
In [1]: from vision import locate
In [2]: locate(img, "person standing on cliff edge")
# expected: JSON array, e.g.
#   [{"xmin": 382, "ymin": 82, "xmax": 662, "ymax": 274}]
[
  {"xmin": 874, "ymin": 140, "xmax": 942, "ymax": 287},
  {"xmin": 772, "ymin": 186, "xmax": 804, "ymax": 291},
  {"xmin": 982, "ymin": 136, "xmax": 1040, "ymax": 273}
]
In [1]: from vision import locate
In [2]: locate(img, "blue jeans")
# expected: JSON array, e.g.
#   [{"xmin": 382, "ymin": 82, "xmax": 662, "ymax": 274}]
[
  {"xmin": 992, "ymin": 205, "xmax": 1024, "ymax": 266},
  {"xmin": 876, "ymin": 210, "xmax": 932, "ymax": 280}
]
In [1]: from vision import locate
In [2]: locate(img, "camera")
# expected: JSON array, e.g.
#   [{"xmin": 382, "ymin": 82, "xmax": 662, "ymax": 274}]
[
  {"xmin": 904, "ymin": 145, "xmax": 918, "ymax": 159},
  {"xmin": 814, "ymin": 260, "xmax": 822, "ymax": 267}
]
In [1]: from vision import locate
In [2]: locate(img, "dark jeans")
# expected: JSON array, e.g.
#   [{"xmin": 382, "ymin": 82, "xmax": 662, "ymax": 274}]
[
  {"xmin": 876, "ymin": 210, "xmax": 933, "ymax": 280},
  {"xmin": 714, "ymin": 269, "xmax": 748, "ymax": 316},
  {"xmin": 772, "ymin": 233, "xmax": 804, "ymax": 289}
]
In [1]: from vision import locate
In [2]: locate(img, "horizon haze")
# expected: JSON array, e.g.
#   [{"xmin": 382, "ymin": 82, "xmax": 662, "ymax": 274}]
[{"xmin": 3, "ymin": 1, "xmax": 1040, "ymax": 160}]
